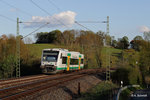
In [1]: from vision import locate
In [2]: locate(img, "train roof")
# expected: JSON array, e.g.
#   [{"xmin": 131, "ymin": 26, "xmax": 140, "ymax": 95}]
[
  {"xmin": 43, "ymin": 48, "xmax": 84, "ymax": 55},
  {"xmin": 43, "ymin": 48, "xmax": 68, "ymax": 51}
]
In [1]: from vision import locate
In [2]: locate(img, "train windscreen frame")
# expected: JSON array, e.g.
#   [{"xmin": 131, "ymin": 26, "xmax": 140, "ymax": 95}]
[{"xmin": 43, "ymin": 51, "xmax": 59, "ymax": 62}]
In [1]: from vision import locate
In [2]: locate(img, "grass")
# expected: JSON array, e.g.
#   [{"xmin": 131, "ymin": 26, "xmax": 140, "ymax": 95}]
[
  {"xmin": 26, "ymin": 44, "xmax": 65, "ymax": 58},
  {"xmin": 101, "ymin": 47, "xmax": 122, "ymax": 68}
]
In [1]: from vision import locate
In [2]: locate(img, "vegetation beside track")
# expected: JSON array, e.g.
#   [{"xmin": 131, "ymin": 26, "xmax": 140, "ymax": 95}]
[{"xmin": 79, "ymin": 81, "xmax": 118, "ymax": 100}]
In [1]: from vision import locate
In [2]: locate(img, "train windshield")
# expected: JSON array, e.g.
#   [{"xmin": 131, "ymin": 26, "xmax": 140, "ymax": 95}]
[{"xmin": 43, "ymin": 51, "xmax": 59, "ymax": 62}]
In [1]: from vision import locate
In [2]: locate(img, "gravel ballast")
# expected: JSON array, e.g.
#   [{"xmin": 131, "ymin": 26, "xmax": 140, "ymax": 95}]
[{"xmin": 24, "ymin": 74, "xmax": 102, "ymax": 100}]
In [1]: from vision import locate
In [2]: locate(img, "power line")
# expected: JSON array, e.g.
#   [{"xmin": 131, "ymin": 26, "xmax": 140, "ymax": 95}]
[
  {"xmin": 47, "ymin": 0, "xmax": 61, "ymax": 12},
  {"xmin": 30, "ymin": 0, "xmax": 50, "ymax": 16},
  {"xmin": 46, "ymin": 0, "xmax": 94, "ymax": 31},
  {"xmin": 30, "ymin": 0, "xmax": 69, "ymax": 28},
  {"xmin": 31, "ymin": 0, "xmax": 93, "ymax": 31},
  {"xmin": 0, "ymin": 14, "xmax": 16, "ymax": 22},
  {"xmin": 20, "ymin": 21, "xmax": 48, "ymax": 23},
  {"xmin": 0, "ymin": 0, "xmax": 32, "ymax": 17},
  {"xmin": 76, "ymin": 21, "xmax": 107, "ymax": 23},
  {"xmin": 74, "ymin": 21, "xmax": 93, "ymax": 31},
  {"xmin": 23, "ymin": 22, "xmax": 50, "ymax": 39}
]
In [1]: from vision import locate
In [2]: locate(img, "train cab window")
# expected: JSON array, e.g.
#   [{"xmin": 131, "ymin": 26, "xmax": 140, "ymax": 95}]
[
  {"xmin": 81, "ymin": 59, "xmax": 84, "ymax": 64},
  {"xmin": 62, "ymin": 57, "xmax": 67, "ymax": 64}
]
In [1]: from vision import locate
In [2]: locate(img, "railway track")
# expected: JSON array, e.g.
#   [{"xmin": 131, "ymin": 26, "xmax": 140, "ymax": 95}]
[
  {"xmin": 0, "ymin": 74, "xmax": 51, "ymax": 89},
  {"xmin": 0, "ymin": 68, "xmax": 107, "ymax": 100}
]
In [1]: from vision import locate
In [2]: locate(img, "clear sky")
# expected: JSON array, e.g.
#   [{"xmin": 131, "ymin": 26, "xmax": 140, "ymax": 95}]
[{"xmin": 0, "ymin": 0, "xmax": 150, "ymax": 42}]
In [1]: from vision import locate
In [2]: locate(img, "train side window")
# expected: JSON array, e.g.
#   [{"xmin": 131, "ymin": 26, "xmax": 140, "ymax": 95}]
[
  {"xmin": 70, "ymin": 59, "xmax": 74, "ymax": 65},
  {"xmin": 62, "ymin": 57, "xmax": 67, "ymax": 64},
  {"xmin": 81, "ymin": 59, "xmax": 84, "ymax": 64},
  {"xmin": 70, "ymin": 59, "xmax": 78, "ymax": 65}
]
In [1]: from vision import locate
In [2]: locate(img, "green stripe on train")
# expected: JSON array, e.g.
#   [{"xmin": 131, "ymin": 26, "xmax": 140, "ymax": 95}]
[{"xmin": 56, "ymin": 66, "xmax": 84, "ymax": 70}]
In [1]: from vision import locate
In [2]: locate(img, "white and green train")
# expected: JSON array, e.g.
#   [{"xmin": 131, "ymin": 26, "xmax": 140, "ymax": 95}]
[{"xmin": 40, "ymin": 48, "xmax": 84, "ymax": 74}]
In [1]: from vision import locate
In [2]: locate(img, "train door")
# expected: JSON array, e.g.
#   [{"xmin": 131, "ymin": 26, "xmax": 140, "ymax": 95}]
[
  {"xmin": 67, "ymin": 53, "xmax": 71, "ymax": 71},
  {"xmin": 78, "ymin": 55, "xmax": 81, "ymax": 70}
]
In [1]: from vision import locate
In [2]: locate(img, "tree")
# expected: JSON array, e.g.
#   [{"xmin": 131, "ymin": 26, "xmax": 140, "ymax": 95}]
[
  {"xmin": 62, "ymin": 30, "xmax": 75, "ymax": 46},
  {"xmin": 134, "ymin": 35, "xmax": 143, "ymax": 40},
  {"xmin": 117, "ymin": 36, "xmax": 129, "ymax": 49},
  {"xmin": 139, "ymin": 41, "xmax": 150, "ymax": 75},
  {"xmin": 111, "ymin": 40, "xmax": 118, "ymax": 48},
  {"xmin": 130, "ymin": 36, "xmax": 143, "ymax": 51},
  {"xmin": 0, "ymin": 35, "xmax": 17, "ymax": 78},
  {"xmin": 75, "ymin": 30, "xmax": 103, "ymax": 68},
  {"xmin": 53, "ymin": 30, "xmax": 63, "ymax": 44},
  {"xmin": 35, "ymin": 32, "xmax": 49, "ymax": 43},
  {"xmin": 35, "ymin": 30, "xmax": 63, "ymax": 44}
]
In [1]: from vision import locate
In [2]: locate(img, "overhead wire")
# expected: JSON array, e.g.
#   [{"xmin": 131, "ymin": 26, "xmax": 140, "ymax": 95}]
[
  {"xmin": 23, "ymin": 22, "xmax": 50, "ymax": 39},
  {"xmin": 76, "ymin": 21, "xmax": 107, "ymax": 23},
  {"xmin": 74, "ymin": 21, "xmax": 92, "ymax": 31},
  {"xmin": 0, "ymin": 14, "xmax": 16, "ymax": 22},
  {"xmin": 30, "ymin": 0, "xmax": 68, "ymax": 28},
  {"xmin": 46, "ymin": 0, "xmax": 93, "ymax": 31},
  {"xmin": 0, "ymin": 0, "xmax": 32, "ymax": 17},
  {"xmin": 47, "ymin": 0, "xmax": 61, "ymax": 12}
]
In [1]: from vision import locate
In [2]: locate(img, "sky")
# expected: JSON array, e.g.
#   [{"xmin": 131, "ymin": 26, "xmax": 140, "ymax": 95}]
[{"xmin": 0, "ymin": 0, "xmax": 150, "ymax": 42}]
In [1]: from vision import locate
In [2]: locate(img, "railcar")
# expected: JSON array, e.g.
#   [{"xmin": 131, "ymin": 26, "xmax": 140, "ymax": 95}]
[{"xmin": 40, "ymin": 48, "xmax": 84, "ymax": 74}]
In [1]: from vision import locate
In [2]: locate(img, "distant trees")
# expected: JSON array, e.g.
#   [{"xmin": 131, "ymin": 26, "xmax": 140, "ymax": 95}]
[
  {"xmin": 109, "ymin": 36, "xmax": 130, "ymax": 49},
  {"xmin": 117, "ymin": 36, "xmax": 129, "ymax": 49},
  {"xmin": 62, "ymin": 30, "xmax": 75, "ymax": 46},
  {"xmin": 35, "ymin": 30, "xmax": 63, "ymax": 44}
]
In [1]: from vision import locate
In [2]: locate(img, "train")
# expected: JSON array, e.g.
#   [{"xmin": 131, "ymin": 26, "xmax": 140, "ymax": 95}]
[{"xmin": 40, "ymin": 48, "xmax": 84, "ymax": 74}]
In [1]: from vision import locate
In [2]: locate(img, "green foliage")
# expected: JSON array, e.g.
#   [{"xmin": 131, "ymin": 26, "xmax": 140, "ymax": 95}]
[
  {"xmin": 80, "ymin": 81, "xmax": 117, "ymax": 100},
  {"xmin": 138, "ymin": 41, "xmax": 150, "ymax": 85},
  {"xmin": 133, "ymin": 35, "xmax": 143, "ymax": 41},
  {"xmin": 128, "ymin": 67, "xmax": 142, "ymax": 85},
  {"xmin": 0, "ymin": 55, "xmax": 16, "ymax": 78},
  {"xmin": 117, "ymin": 36, "xmax": 129, "ymax": 49},
  {"xmin": 111, "ymin": 40, "xmax": 118, "ymax": 48},
  {"xmin": 112, "ymin": 49, "xmax": 142, "ymax": 85},
  {"xmin": 0, "ymin": 35, "xmax": 16, "ymax": 78},
  {"xmin": 35, "ymin": 30, "xmax": 63, "ymax": 44},
  {"xmin": 112, "ymin": 67, "xmax": 142, "ymax": 85},
  {"xmin": 130, "ymin": 40, "xmax": 145, "ymax": 51}
]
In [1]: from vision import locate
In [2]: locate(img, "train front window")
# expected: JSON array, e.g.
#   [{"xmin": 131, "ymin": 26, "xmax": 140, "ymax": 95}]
[{"xmin": 43, "ymin": 51, "xmax": 59, "ymax": 62}]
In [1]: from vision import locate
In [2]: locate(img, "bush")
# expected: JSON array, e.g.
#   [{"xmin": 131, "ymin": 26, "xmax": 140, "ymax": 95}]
[{"xmin": 112, "ymin": 67, "xmax": 142, "ymax": 85}]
